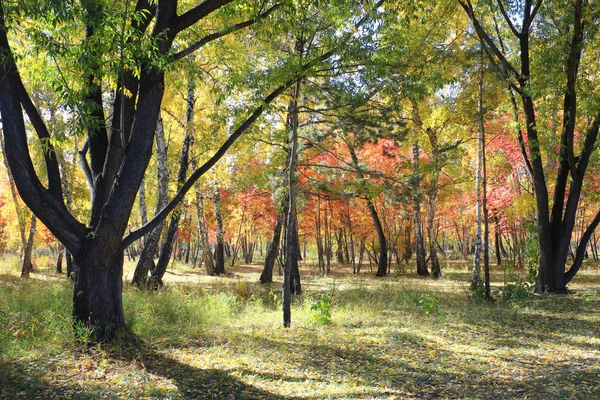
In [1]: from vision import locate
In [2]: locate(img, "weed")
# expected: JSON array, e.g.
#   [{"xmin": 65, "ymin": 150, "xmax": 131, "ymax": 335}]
[
  {"xmin": 497, "ymin": 282, "xmax": 534, "ymax": 307},
  {"xmin": 309, "ymin": 293, "xmax": 333, "ymax": 325},
  {"xmin": 416, "ymin": 293, "xmax": 441, "ymax": 315}
]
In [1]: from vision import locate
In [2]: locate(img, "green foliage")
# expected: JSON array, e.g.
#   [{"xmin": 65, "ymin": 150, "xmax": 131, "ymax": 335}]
[
  {"xmin": 469, "ymin": 279, "xmax": 494, "ymax": 303},
  {"xmin": 309, "ymin": 293, "xmax": 333, "ymax": 325},
  {"xmin": 416, "ymin": 293, "xmax": 441, "ymax": 315},
  {"xmin": 497, "ymin": 282, "xmax": 534, "ymax": 308}
]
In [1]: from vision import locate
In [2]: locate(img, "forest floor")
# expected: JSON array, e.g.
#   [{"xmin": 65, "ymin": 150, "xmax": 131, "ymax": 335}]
[{"xmin": 1, "ymin": 257, "xmax": 599, "ymax": 399}]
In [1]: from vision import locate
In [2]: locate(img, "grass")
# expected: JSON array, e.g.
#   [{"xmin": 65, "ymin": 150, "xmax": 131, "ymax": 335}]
[{"xmin": 1, "ymin": 258, "xmax": 600, "ymax": 399}]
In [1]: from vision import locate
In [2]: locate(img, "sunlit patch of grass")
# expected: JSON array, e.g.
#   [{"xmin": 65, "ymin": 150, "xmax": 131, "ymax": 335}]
[{"xmin": 1, "ymin": 261, "xmax": 600, "ymax": 399}]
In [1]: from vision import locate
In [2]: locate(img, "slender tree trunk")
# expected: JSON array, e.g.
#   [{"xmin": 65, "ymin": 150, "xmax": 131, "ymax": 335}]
[
  {"xmin": 411, "ymin": 100, "xmax": 429, "ymax": 276},
  {"xmin": 138, "ymin": 177, "xmax": 149, "ymax": 245},
  {"xmin": 344, "ymin": 140, "xmax": 388, "ymax": 276},
  {"xmin": 132, "ymin": 116, "xmax": 168, "ymax": 286},
  {"xmin": 261, "ymin": 198, "xmax": 286, "ymax": 283},
  {"xmin": 213, "ymin": 188, "xmax": 226, "ymax": 275},
  {"xmin": 194, "ymin": 188, "xmax": 215, "ymax": 275},
  {"xmin": 56, "ymin": 247, "xmax": 63, "ymax": 274},
  {"xmin": 150, "ymin": 73, "xmax": 196, "ymax": 287},
  {"xmin": 494, "ymin": 216, "xmax": 502, "ymax": 265},
  {"xmin": 425, "ymin": 126, "xmax": 441, "ymax": 279},
  {"xmin": 283, "ymin": 70, "xmax": 303, "ymax": 327},
  {"xmin": 21, "ymin": 214, "xmax": 36, "ymax": 277}
]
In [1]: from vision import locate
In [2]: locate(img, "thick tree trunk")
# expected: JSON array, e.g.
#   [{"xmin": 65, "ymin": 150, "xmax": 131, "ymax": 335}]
[
  {"xmin": 0, "ymin": 133, "xmax": 28, "ymax": 260},
  {"xmin": 73, "ymin": 247, "xmax": 125, "ymax": 339}
]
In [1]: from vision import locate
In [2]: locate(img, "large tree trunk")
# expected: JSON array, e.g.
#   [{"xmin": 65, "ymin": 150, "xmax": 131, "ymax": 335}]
[
  {"xmin": 411, "ymin": 100, "xmax": 429, "ymax": 276},
  {"xmin": 73, "ymin": 246, "xmax": 125, "ymax": 339},
  {"xmin": 0, "ymin": 133, "xmax": 29, "ymax": 264}
]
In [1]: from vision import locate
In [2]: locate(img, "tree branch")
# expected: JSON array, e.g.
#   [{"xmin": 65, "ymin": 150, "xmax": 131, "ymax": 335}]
[
  {"xmin": 121, "ymin": 82, "xmax": 290, "ymax": 249},
  {"xmin": 171, "ymin": 0, "xmax": 235, "ymax": 35},
  {"xmin": 565, "ymin": 207, "xmax": 600, "ymax": 284},
  {"xmin": 0, "ymin": 5, "xmax": 86, "ymax": 255},
  {"xmin": 459, "ymin": 0, "xmax": 522, "ymax": 82},
  {"xmin": 171, "ymin": 3, "xmax": 280, "ymax": 62},
  {"xmin": 496, "ymin": 0, "xmax": 520, "ymax": 37}
]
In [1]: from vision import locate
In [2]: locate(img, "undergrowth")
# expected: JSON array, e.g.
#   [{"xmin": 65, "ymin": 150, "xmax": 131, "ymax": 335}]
[{"xmin": 0, "ymin": 268, "xmax": 599, "ymax": 399}]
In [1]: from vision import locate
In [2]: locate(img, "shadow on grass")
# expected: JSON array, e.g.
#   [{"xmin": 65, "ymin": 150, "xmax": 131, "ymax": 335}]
[
  {"xmin": 0, "ymin": 358, "xmax": 95, "ymax": 400},
  {"xmin": 106, "ymin": 334, "xmax": 294, "ymax": 400}
]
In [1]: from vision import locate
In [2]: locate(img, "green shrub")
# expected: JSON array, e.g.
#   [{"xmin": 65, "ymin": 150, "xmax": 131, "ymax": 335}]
[
  {"xmin": 416, "ymin": 293, "xmax": 441, "ymax": 315},
  {"xmin": 497, "ymin": 282, "xmax": 533, "ymax": 306},
  {"xmin": 309, "ymin": 293, "xmax": 333, "ymax": 325}
]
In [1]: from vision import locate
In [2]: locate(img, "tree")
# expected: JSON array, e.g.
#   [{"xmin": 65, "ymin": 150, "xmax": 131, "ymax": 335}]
[
  {"xmin": 0, "ymin": 0, "xmax": 288, "ymax": 339},
  {"xmin": 460, "ymin": 0, "xmax": 600, "ymax": 292}
]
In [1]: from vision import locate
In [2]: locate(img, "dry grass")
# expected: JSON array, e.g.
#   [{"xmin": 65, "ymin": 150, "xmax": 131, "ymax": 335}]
[{"xmin": 1, "ymin": 256, "xmax": 599, "ymax": 399}]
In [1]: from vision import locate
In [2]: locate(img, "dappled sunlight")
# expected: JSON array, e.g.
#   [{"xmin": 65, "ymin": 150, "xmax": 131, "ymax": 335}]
[{"xmin": 1, "ymin": 260, "xmax": 600, "ymax": 398}]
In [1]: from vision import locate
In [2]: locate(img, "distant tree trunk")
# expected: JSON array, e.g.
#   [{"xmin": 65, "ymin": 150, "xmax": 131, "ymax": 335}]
[
  {"xmin": 21, "ymin": 214, "xmax": 36, "ymax": 278},
  {"xmin": 195, "ymin": 191, "xmax": 215, "ymax": 275},
  {"xmin": 482, "ymin": 77, "xmax": 491, "ymax": 299},
  {"xmin": 66, "ymin": 250, "xmax": 74, "ymax": 280},
  {"xmin": 494, "ymin": 215, "xmax": 502, "ymax": 265},
  {"xmin": 150, "ymin": 72, "xmax": 196, "ymax": 287},
  {"xmin": 411, "ymin": 100, "xmax": 429, "ymax": 276},
  {"xmin": 403, "ymin": 222, "xmax": 413, "ymax": 262},
  {"xmin": 213, "ymin": 188, "xmax": 226, "ymax": 275},
  {"xmin": 344, "ymin": 139, "xmax": 387, "ymax": 276},
  {"xmin": 132, "ymin": 116, "xmax": 168, "ymax": 286},
  {"xmin": 261, "ymin": 199, "xmax": 286, "ymax": 283},
  {"xmin": 425, "ymin": 126, "xmax": 441, "ymax": 279},
  {"xmin": 56, "ymin": 247, "xmax": 63, "ymax": 274}
]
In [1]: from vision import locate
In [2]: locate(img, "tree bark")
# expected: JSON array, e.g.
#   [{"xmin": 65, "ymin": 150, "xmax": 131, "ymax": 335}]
[
  {"xmin": 283, "ymin": 71, "xmax": 303, "ymax": 327},
  {"xmin": 411, "ymin": 100, "xmax": 429, "ymax": 276},
  {"xmin": 261, "ymin": 199, "xmax": 286, "ymax": 283},
  {"xmin": 132, "ymin": 116, "xmax": 169, "ymax": 286},
  {"xmin": 150, "ymin": 71, "xmax": 196, "ymax": 287},
  {"xmin": 425, "ymin": 126, "xmax": 441, "ymax": 279},
  {"xmin": 21, "ymin": 214, "xmax": 36, "ymax": 278},
  {"xmin": 213, "ymin": 188, "xmax": 226, "ymax": 275}
]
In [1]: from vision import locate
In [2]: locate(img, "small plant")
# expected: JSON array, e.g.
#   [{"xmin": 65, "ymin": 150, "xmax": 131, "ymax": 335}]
[
  {"xmin": 74, "ymin": 320, "xmax": 94, "ymax": 345},
  {"xmin": 416, "ymin": 293, "xmax": 441, "ymax": 315},
  {"xmin": 309, "ymin": 293, "xmax": 333, "ymax": 325},
  {"xmin": 497, "ymin": 282, "xmax": 534, "ymax": 307}
]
